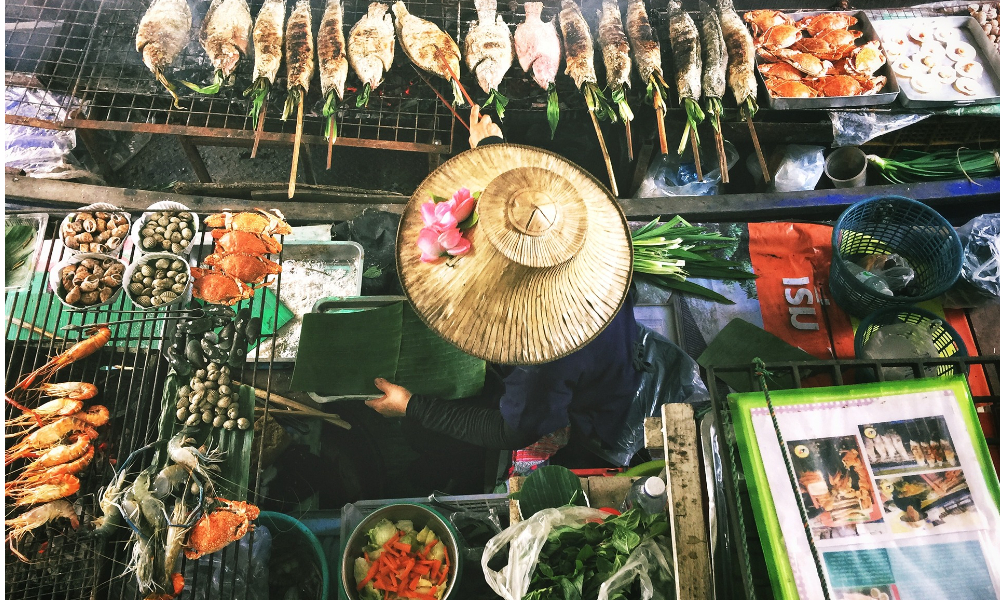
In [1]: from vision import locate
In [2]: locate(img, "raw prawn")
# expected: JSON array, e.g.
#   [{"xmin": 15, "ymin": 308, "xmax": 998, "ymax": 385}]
[
  {"xmin": 6, "ymin": 417, "xmax": 98, "ymax": 465},
  {"xmin": 39, "ymin": 381, "xmax": 98, "ymax": 401},
  {"xmin": 9, "ymin": 474, "xmax": 81, "ymax": 506},
  {"xmin": 5, "ymin": 397, "xmax": 84, "ymax": 433},
  {"xmin": 167, "ymin": 433, "xmax": 224, "ymax": 497},
  {"xmin": 5, "ymin": 500, "xmax": 79, "ymax": 562}
]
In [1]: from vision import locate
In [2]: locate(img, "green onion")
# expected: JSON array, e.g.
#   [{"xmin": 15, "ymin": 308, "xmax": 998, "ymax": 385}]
[
  {"xmin": 322, "ymin": 91, "xmax": 339, "ymax": 141},
  {"xmin": 546, "ymin": 83, "xmax": 559, "ymax": 140},
  {"xmin": 483, "ymin": 88, "xmax": 509, "ymax": 121},
  {"xmin": 632, "ymin": 216, "xmax": 756, "ymax": 304},
  {"xmin": 678, "ymin": 98, "xmax": 705, "ymax": 156},
  {"xmin": 154, "ymin": 69, "xmax": 183, "ymax": 109},
  {"xmin": 181, "ymin": 69, "xmax": 223, "ymax": 95},
  {"xmin": 244, "ymin": 77, "xmax": 271, "ymax": 123},
  {"xmin": 644, "ymin": 73, "xmax": 669, "ymax": 111},
  {"xmin": 611, "ymin": 86, "xmax": 633, "ymax": 123},
  {"xmin": 583, "ymin": 82, "xmax": 618, "ymax": 123},
  {"xmin": 705, "ymin": 97, "xmax": 724, "ymax": 132},
  {"xmin": 282, "ymin": 87, "xmax": 302, "ymax": 121},
  {"xmin": 867, "ymin": 148, "xmax": 1000, "ymax": 184},
  {"xmin": 356, "ymin": 82, "xmax": 372, "ymax": 108}
]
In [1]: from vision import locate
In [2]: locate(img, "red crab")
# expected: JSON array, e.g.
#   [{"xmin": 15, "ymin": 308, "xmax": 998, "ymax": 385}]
[
  {"xmin": 212, "ymin": 230, "xmax": 283, "ymax": 255},
  {"xmin": 200, "ymin": 252, "xmax": 281, "ymax": 284},
  {"xmin": 743, "ymin": 9, "xmax": 794, "ymax": 36},
  {"xmin": 203, "ymin": 209, "xmax": 292, "ymax": 236},
  {"xmin": 191, "ymin": 267, "xmax": 257, "ymax": 306},
  {"xmin": 184, "ymin": 498, "xmax": 260, "ymax": 560},
  {"xmin": 765, "ymin": 79, "xmax": 819, "ymax": 98},
  {"xmin": 797, "ymin": 13, "xmax": 858, "ymax": 36},
  {"xmin": 805, "ymin": 75, "xmax": 886, "ymax": 96},
  {"xmin": 756, "ymin": 24, "xmax": 803, "ymax": 50},
  {"xmin": 759, "ymin": 62, "xmax": 806, "ymax": 80}
]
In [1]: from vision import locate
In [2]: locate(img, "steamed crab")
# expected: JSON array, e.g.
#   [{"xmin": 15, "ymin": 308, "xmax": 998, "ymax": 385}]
[
  {"xmin": 757, "ymin": 24, "xmax": 803, "ymax": 51},
  {"xmin": 766, "ymin": 48, "xmax": 831, "ymax": 77},
  {"xmin": 765, "ymin": 79, "xmax": 819, "ymax": 98},
  {"xmin": 190, "ymin": 267, "xmax": 257, "ymax": 306},
  {"xmin": 743, "ymin": 10, "xmax": 794, "ymax": 36},
  {"xmin": 203, "ymin": 209, "xmax": 292, "ymax": 236},
  {"xmin": 792, "ymin": 28, "xmax": 864, "ymax": 60},
  {"xmin": 844, "ymin": 41, "xmax": 886, "ymax": 76},
  {"xmin": 212, "ymin": 230, "xmax": 283, "ymax": 255},
  {"xmin": 184, "ymin": 497, "xmax": 260, "ymax": 560},
  {"xmin": 797, "ymin": 13, "xmax": 858, "ymax": 36},
  {"xmin": 804, "ymin": 75, "xmax": 887, "ymax": 97},
  {"xmin": 200, "ymin": 252, "xmax": 281, "ymax": 285},
  {"xmin": 759, "ymin": 62, "xmax": 807, "ymax": 80}
]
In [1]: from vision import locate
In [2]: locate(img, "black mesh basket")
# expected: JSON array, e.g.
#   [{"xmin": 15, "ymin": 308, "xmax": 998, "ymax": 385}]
[{"xmin": 854, "ymin": 306, "xmax": 968, "ymax": 380}]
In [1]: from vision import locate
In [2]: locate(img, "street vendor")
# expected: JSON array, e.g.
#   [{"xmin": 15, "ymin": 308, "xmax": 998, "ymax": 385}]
[{"xmin": 366, "ymin": 106, "xmax": 698, "ymax": 485}]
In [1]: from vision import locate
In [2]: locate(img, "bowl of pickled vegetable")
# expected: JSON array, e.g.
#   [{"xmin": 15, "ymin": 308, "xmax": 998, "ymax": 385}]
[{"xmin": 342, "ymin": 503, "xmax": 461, "ymax": 600}]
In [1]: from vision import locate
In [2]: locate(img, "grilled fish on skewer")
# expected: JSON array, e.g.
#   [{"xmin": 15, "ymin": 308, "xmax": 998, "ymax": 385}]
[
  {"xmin": 284, "ymin": 0, "xmax": 315, "ymax": 199},
  {"xmin": 598, "ymin": 0, "xmax": 634, "ymax": 157},
  {"xmin": 186, "ymin": 0, "xmax": 252, "ymax": 94},
  {"xmin": 717, "ymin": 0, "xmax": 757, "ymax": 115},
  {"xmin": 349, "ymin": 2, "xmax": 395, "ymax": 107},
  {"xmin": 667, "ymin": 0, "xmax": 704, "ymax": 175},
  {"xmin": 626, "ymin": 0, "xmax": 669, "ymax": 153},
  {"xmin": 136, "ymin": 0, "xmax": 192, "ymax": 108},
  {"xmin": 245, "ymin": 0, "xmax": 285, "ymax": 124},
  {"xmin": 392, "ymin": 1, "xmax": 464, "ymax": 105},
  {"xmin": 514, "ymin": 2, "xmax": 561, "ymax": 137},
  {"xmin": 699, "ymin": 1, "xmax": 729, "ymax": 182},
  {"xmin": 319, "ymin": 0, "xmax": 349, "ymax": 147},
  {"xmin": 465, "ymin": 0, "xmax": 513, "ymax": 120}
]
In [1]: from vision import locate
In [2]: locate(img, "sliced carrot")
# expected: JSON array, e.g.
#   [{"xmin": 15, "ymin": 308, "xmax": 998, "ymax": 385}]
[{"xmin": 358, "ymin": 559, "xmax": 379, "ymax": 590}]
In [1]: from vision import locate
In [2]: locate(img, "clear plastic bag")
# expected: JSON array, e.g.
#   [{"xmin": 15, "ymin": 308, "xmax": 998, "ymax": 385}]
[
  {"xmin": 829, "ymin": 111, "xmax": 930, "ymax": 148},
  {"xmin": 634, "ymin": 141, "xmax": 739, "ymax": 197},
  {"xmin": 854, "ymin": 254, "xmax": 918, "ymax": 296},
  {"xmin": 482, "ymin": 506, "xmax": 606, "ymax": 600},
  {"xmin": 772, "ymin": 145, "xmax": 826, "ymax": 192},
  {"xmin": 597, "ymin": 537, "xmax": 676, "ymax": 600},
  {"xmin": 942, "ymin": 213, "xmax": 1000, "ymax": 307},
  {"xmin": 4, "ymin": 86, "xmax": 91, "ymax": 179},
  {"xmin": 179, "ymin": 525, "xmax": 271, "ymax": 600}
]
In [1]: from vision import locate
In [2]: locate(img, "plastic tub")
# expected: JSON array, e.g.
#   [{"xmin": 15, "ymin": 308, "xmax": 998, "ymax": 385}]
[
  {"xmin": 829, "ymin": 196, "xmax": 963, "ymax": 316},
  {"xmin": 855, "ymin": 306, "xmax": 968, "ymax": 380},
  {"xmin": 259, "ymin": 511, "xmax": 329, "ymax": 600},
  {"xmin": 49, "ymin": 253, "xmax": 127, "ymax": 310}
]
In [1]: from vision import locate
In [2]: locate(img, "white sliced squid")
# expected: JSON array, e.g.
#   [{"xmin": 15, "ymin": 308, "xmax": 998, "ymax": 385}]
[
  {"xmin": 910, "ymin": 72, "xmax": 942, "ymax": 94},
  {"xmin": 931, "ymin": 65, "xmax": 957, "ymax": 85},
  {"xmin": 933, "ymin": 27, "xmax": 961, "ymax": 44},
  {"xmin": 892, "ymin": 58, "xmax": 926, "ymax": 78}
]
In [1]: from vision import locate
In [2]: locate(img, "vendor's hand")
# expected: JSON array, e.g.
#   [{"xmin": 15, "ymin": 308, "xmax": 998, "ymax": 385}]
[
  {"xmin": 469, "ymin": 104, "xmax": 502, "ymax": 148},
  {"xmin": 365, "ymin": 378, "xmax": 412, "ymax": 417}
]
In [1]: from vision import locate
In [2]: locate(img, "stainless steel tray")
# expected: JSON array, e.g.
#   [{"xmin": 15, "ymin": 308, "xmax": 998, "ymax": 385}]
[
  {"xmin": 755, "ymin": 10, "xmax": 900, "ymax": 109},
  {"xmin": 869, "ymin": 15, "xmax": 1000, "ymax": 108}
]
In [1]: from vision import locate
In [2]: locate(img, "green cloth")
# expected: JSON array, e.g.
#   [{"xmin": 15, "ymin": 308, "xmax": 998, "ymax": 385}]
[
  {"xmin": 697, "ymin": 318, "xmax": 818, "ymax": 392},
  {"xmin": 291, "ymin": 301, "xmax": 486, "ymax": 399}
]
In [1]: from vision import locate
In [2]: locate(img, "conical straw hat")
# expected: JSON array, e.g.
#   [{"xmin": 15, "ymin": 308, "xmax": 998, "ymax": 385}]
[{"xmin": 397, "ymin": 144, "xmax": 633, "ymax": 365}]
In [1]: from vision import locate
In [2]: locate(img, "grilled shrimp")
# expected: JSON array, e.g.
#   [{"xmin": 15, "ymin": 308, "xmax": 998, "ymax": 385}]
[
  {"xmin": 25, "ymin": 434, "xmax": 91, "ymax": 470},
  {"xmin": 5, "ymin": 397, "xmax": 84, "ymax": 434},
  {"xmin": 71, "ymin": 405, "xmax": 110, "ymax": 427},
  {"xmin": 5, "ymin": 500, "xmax": 79, "ymax": 562},
  {"xmin": 6, "ymin": 417, "xmax": 99, "ymax": 465},
  {"xmin": 9, "ymin": 474, "xmax": 81, "ymax": 506},
  {"xmin": 7, "ymin": 446, "xmax": 94, "ymax": 495},
  {"xmin": 39, "ymin": 382, "xmax": 99, "ymax": 401}
]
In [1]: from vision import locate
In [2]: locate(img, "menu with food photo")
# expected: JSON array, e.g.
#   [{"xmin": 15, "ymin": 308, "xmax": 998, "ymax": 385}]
[{"xmin": 730, "ymin": 377, "xmax": 1000, "ymax": 600}]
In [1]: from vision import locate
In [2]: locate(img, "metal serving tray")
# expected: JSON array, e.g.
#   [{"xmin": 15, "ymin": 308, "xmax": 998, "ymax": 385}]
[
  {"xmin": 870, "ymin": 15, "xmax": 1000, "ymax": 108},
  {"xmin": 756, "ymin": 10, "xmax": 900, "ymax": 109}
]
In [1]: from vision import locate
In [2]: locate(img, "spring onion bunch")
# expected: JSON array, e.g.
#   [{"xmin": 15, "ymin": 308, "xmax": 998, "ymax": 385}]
[
  {"xmin": 678, "ymin": 98, "xmax": 705, "ymax": 156},
  {"xmin": 483, "ymin": 88, "xmax": 509, "ymax": 121},
  {"xmin": 244, "ymin": 77, "xmax": 271, "ymax": 123},
  {"xmin": 867, "ymin": 148, "xmax": 1000, "ymax": 184},
  {"xmin": 546, "ymin": 83, "xmax": 559, "ymax": 139},
  {"xmin": 181, "ymin": 69, "xmax": 223, "ymax": 95},
  {"xmin": 632, "ymin": 216, "xmax": 756, "ymax": 304},
  {"xmin": 583, "ymin": 82, "xmax": 618, "ymax": 123},
  {"xmin": 322, "ymin": 91, "xmax": 339, "ymax": 141}
]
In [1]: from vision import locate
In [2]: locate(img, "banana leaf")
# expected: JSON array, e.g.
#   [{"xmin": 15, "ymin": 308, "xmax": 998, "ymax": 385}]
[{"xmin": 511, "ymin": 465, "xmax": 586, "ymax": 520}]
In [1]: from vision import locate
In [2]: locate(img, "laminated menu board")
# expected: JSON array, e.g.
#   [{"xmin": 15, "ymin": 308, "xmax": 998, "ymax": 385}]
[{"xmin": 730, "ymin": 377, "xmax": 1000, "ymax": 600}]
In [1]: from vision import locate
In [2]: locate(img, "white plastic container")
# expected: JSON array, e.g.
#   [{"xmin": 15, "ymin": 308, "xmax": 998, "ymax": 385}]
[
  {"xmin": 49, "ymin": 253, "xmax": 127, "ymax": 310},
  {"xmin": 58, "ymin": 202, "xmax": 131, "ymax": 257},
  {"xmin": 130, "ymin": 200, "xmax": 201, "ymax": 258}
]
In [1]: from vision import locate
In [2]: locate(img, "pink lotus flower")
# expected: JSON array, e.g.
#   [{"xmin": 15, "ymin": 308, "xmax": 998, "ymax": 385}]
[
  {"xmin": 417, "ymin": 226, "xmax": 471, "ymax": 262},
  {"xmin": 450, "ymin": 188, "xmax": 475, "ymax": 223},
  {"xmin": 420, "ymin": 200, "xmax": 458, "ymax": 231}
]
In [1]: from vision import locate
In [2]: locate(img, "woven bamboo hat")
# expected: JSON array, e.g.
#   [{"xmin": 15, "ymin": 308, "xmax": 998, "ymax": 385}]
[{"xmin": 397, "ymin": 144, "xmax": 632, "ymax": 365}]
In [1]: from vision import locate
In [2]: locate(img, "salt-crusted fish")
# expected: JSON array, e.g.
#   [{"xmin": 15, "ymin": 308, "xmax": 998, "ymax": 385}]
[
  {"xmin": 598, "ymin": 0, "xmax": 633, "ymax": 125},
  {"xmin": 136, "ymin": 0, "xmax": 192, "ymax": 107},
  {"xmin": 559, "ymin": 0, "xmax": 616, "ymax": 122},
  {"xmin": 625, "ymin": 0, "xmax": 665, "ymax": 88},
  {"xmin": 465, "ymin": 0, "xmax": 513, "ymax": 119},
  {"xmin": 667, "ymin": 0, "xmax": 703, "ymax": 155},
  {"xmin": 514, "ymin": 2, "xmax": 561, "ymax": 137},
  {"xmin": 188, "ymin": 0, "xmax": 252, "ymax": 93},
  {"xmin": 718, "ymin": 0, "xmax": 758, "ymax": 115},
  {"xmin": 699, "ymin": 1, "xmax": 727, "ymax": 140},
  {"xmin": 348, "ymin": 2, "xmax": 395, "ymax": 107},
  {"xmin": 245, "ymin": 0, "xmax": 285, "ymax": 122},
  {"xmin": 318, "ymin": 0, "xmax": 349, "ymax": 141},
  {"xmin": 284, "ymin": 0, "xmax": 315, "ymax": 118},
  {"xmin": 392, "ymin": 1, "xmax": 464, "ymax": 105}
]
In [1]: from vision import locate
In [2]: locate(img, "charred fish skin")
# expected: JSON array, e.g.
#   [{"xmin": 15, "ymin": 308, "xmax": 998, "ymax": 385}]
[
  {"xmin": 625, "ymin": 0, "xmax": 663, "ymax": 84},
  {"xmin": 699, "ymin": 1, "xmax": 727, "ymax": 101},
  {"xmin": 559, "ymin": 0, "xmax": 597, "ymax": 89},
  {"xmin": 251, "ymin": 0, "xmax": 285, "ymax": 85},
  {"xmin": 200, "ymin": 0, "xmax": 252, "ymax": 78},
  {"xmin": 319, "ymin": 0, "xmax": 349, "ymax": 101},
  {"xmin": 285, "ymin": 0, "xmax": 315, "ymax": 94},
  {"xmin": 348, "ymin": 2, "xmax": 395, "ymax": 94},
  {"xmin": 465, "ymin": 0, "xmax": 514, "ymax": 95},
  {"xmin": 392, "ymin": 1, "xmax": 461, "ymax": 86},
  {"xmin": 598, "ymin": 0, "xmax": 631, "ymax": 88},
  {"xmin": 514, "ymin": 2, "xmax": 561, "ymax": 90},
  {"xmin": 136, "ymin": 0, "xmax": 192, "ymax": 76},
  {"xmin": 717, "ymin": 0, "xmax": 756, "ymax": 107},
  {"xmin": 667, "ymin": 0, "xmax": 701, "ymax": 101}
]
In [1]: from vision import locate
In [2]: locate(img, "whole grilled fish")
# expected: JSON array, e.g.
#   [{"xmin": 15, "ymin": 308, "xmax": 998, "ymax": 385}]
[
  {"xmin": 559, "ymin": 0, "xmax": 596, "ymax": 89},
  {"xmin": 667, "ymin": 0, "xmax": 701, "ymax": 101},
  {"xmin": 392, "ymin": 0, "xmax": 463, "ymax": 103},
  {"xmin": 514, "ymin": 2, "xmax": 560, "ymax": 90},
  {"xmin": 199, "ymin": 0, "xmax": 252, "ymax": 78},
  {"xmin": 718, "ymin": 0, "xmax": 756, "ymax": 107},
  {"xmin": 285, "ymin": 0, "xmax": 315, "ymax": 94},
  {"xmin": 699, "ymin": 1, "xmax": 727, "ymax": 101},
  {"xmin": 348, "ymin": 2, "xmax": 395, "ymax": 103},
  {"xmin": 251, "ymin": 0, "xmax": 285, "ymax": 86},
  {"xmin": 465, "ymin": 0, "xmax": 513, "ymax": 95},
  {"xmin": 319, "ymin": 0, "xmax": 349, "ymax": 102},
  {"xmin": 598, "ymin": 0, "xmax": 631, "ymax": 88},
  {"xmin": 625, "ymin": 0, "xmax": 663, "ymax": 84},
  {"xmin": 136, "ymin": 0, "xmax": 192, "ymax": 106}
]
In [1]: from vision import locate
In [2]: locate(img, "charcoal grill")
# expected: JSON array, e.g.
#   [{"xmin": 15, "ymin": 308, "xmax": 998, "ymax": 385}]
[{"xmin": 4, "ymin": 213, "xmax": 291, "ymax": 600}]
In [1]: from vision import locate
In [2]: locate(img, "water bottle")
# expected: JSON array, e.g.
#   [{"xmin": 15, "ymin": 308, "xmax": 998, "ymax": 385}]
[
  {"xmin": 845, "ymin": 262, "xmax": 893, "ymax": 296},
  {"xmin": 621, "ymin": 476, "xmax": 667, "ymax": 515}
]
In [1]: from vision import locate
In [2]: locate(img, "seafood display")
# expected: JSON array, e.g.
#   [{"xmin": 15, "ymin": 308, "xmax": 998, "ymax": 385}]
[
  {"xmin": 60, "ymin": 210, "xmax": 130, "ymax": 255},
  {"xmin": 465, "ymin": 0, "xmax": 513, "ymax": 120},
  {"xmin": 514, "ymin": 2, "xmax": 561, "ymax": 137},
  {"xmin": 54, "ymin": 255, "xmax": 126, "ymax": 308},
  {"xmin": 700, "ymin": 1, "xmax": 730, "ymax": 182},
  {"xmin": 245, "ymin": 0, "xmax": 286, "ymax": 130},
  {"xmin": 598, "ymin": 0, "xmax": 634, "ymax": 158},
  {"xmin": 626, "ymin": 0, "xmax": 669, "ymax": 153},
  {"xmin": 667, "ymin": 0, "xmax": 705, "ymax": 171},
  {"xmin": 319, "ymin": 0, "xmax": 349, "ymax": 153},
  {"xmin": 185, "ymin": 0, "xmax": 252, "ymax": 94},
  {"xmin": 176, "ymin": 363, "xmax": 250, "ymax": 430},
  {"xmin": 136, "ymin": 210, "xmax": 198, "ymax": 254},
  {"xmin": 349, "ymin": 3, "xmax": 396, "ymax": 108},
  {"xmin": 136, "ymin": 0, "xmax": 192, "ymax": 107},
  {"xmin": 195, "ymin": 209, "xmax": 287, "ymax": 305},
  {"xmin": 163, "ymin": 305, "xmax": 262, "ymax": 375},
  {"xmin": 393, "ymin": 1, "xmax": 464, "ymax": 105},
  {"xmin": 126, "ymin": 254, "xmax": 191, "ymax": 308}
]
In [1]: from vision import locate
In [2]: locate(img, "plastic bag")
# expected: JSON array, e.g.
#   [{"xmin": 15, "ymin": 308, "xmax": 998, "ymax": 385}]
[
  {"xmin": 596, "ymin": 324, "xmax": 709, "ymax": 467},
  {"xmin": 771, "ymin": 145, "xmax": 825, "ymax": 192},
  {"xmin": 482, "ymin": 506, "xmax": 607, "ymax": 600},
  {"xmin": 942, "ymin": 213, "xmax": 1000, "ymax": 307},
  {"xmin": 4, "ymin": 86, "xmax": 91, "ymax": 179},
  {"xmin": 179, "ymin": 525, "xmax": 271, "ymax": 600},
  {"xmin": 859, "ymin": 321, "xmax": 943, "ymax": 380},
  {"xmin": 854, "ymin": 253, "xmax": 918, "ymax": 296},
  {"xmin": 634, "ymin": 141, "xmax": 738, "ymax": 198},
  {"xmin": 597, "ymin": 537, "xmax": 676, "ymax": 600},
  {"xmin": 829, "ymin": 111, "xmax": 930, "ymax": 148},
  {"xmin": 332, "ymin": 208, "xmax": 403, "ymax": 296}
]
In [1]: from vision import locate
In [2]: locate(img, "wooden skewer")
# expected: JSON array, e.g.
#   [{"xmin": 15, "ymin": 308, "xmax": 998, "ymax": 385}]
[
  {"xmin": 288, "ymin": 94, "xmax": 304, "ymax": 199},
  {"xmin": 254, "ymin": 406, "xmax": 351, "ymax": 430},
  {"xmin": 251, "ymin": 101, "xmax": 267, "ymax": 159},
  {"xmin": 589, "ymin": 111, "xmax": 619, "ymax": 197},
  {"xmin": 715, "ymin": 125, "xmax": 729, "ymax": 184},
  {"xmin": 746, "ymin": 115, "xmax": 770, "ymax": 184},
  {"xmin": 413, "ymin": 66, "xmax": 470, "ymax": 131},
  {"xmin": 653, "ymin": 84, "xmax": 668, "ymax": 155},
  {"xmin": 691, "ymin": 130, "xmax": 704, "ymax": 182},
  {"xmin": 326, "ymin": 115, "xmax": 335, "ymax": 171},
  {"xmin": 441, "ymin": 62, "xmax": 474, "ymax": 107},
  {"xmin": 624, "ymin": 118, "xmax": 634, "ymax": 162},
  {"xmin": 8, "ymin": 316, "xmax": 57, "ymax": 340},
  {"xmin": 237, "ymin": 379, "xmax": 352, "ymax": 430}
]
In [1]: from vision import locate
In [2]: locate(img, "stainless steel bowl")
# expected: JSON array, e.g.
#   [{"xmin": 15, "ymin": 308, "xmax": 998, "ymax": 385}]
[{"xmin": 341, "ymin": 503, "xmax": 462, "ymax": 600}]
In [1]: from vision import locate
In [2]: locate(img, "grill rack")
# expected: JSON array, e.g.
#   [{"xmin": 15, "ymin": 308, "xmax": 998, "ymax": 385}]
[{"xmin": 4, "ymin": 214, "xmax": 291, "ymax": 600}]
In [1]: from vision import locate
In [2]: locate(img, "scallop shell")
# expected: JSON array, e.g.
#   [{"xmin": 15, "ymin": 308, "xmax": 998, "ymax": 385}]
[
  {"xmin": 954, "ymin": 76, "xmax": 981, "ymax": 95},
  {"xmin": 956, "ymin": 61, "xmax": 984, "ymax": 78}
]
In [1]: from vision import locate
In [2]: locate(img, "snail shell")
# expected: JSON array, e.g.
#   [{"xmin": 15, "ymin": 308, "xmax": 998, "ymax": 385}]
[
  {"xmin": 64, "ymin": 236, "xmax": 80, "ymax": 250},
  {"xmin": 79, "ymin": 243, "xmax": 90, "ymax": 252},
  {"xmin": 103, "ymin": 274, "xmax": 123, "ymax": 287},
  {"xmin": 96, "ymin": 218, "xmax": 107, "ymax": 232},
  {"xmin": 106, "ymin": 262, "xmax": 124, "ymax": 276},
  {"xmin": 80, "ymin": 291, "xmax": 100, "ymax": 305},
  {"xmin": 93, "ymin": 212, "xmax": 108, "ymax": 220},
  {"xmin": 76, "ymin": 232, "xmax": 94, "ymax": 244},
  {"xmin": 92, "ymin": 265, "xmax": 105, "ymax": 278},
  {"xmin": 91, "ymin": 243, "xmax": 107, "ymax": 254},
  {"xmin": 106, "ymin": 237, "xmax": 122, "ymax": 250},
  {"xmin": 60, "ymin": 265, "xmax": 77, "ymax": 279},
  {"xmin": 69, "ymin": 220, "xmax": 84, "ymax": 233},
  {"xmin": 75, "ymin": 265, "xmax": 89, "ymax": 278},
  {"xmin": 111, "ymin": 224, "xmax": 129, "ymax": 237},
  {"xmin": 80, "ymin": 258, "xmax": 98, "ymax": 269},
  {"xmin": 99, "ymin": 287, "xmax": 114, "ymax": 302},
  {"xmin": 96, "ymin": 230, "xmax": 111, "ymax": 243},
  {"xmin": 83, "ymin": 218, "xmax": 98, "ymax": 232},
  {"xmin": 80, "ymin": 275, "xmax": 100, "ymax": 292},
  {"xmin": 65, "ymin": 285, "xmax": 82, "ymax": 304}
]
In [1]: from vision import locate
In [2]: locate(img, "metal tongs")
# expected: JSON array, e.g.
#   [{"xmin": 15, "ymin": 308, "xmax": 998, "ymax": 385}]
[{"xmin": 59, "ymin": 307, "xmax": 215, "ymax": 331}]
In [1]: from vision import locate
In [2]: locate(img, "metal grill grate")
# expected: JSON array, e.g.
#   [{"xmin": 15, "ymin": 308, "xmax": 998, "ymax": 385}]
[
  {"xmin": 707, "ymin": 356, "xmax": 1000, "ymax": 600},
  {"xmin": 4, "ymin": 212, "xmax": 289, "ymax": 600}
]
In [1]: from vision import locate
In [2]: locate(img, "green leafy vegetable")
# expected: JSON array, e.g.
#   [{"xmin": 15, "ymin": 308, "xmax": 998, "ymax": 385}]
[
  {"xmin": 678, "ymin": 98, "xmax": 705, "ymax": 156},
  {"xmin": 243, "ymin": 77, "xmax": 271, "ymax": 123},
  {"xmin": 583, "ymin": 83, "xmax": 617, "ymax": 123},
  {"xmin": 512, "ymin": 466, "xmax": 586, "ymax": 519},
  {"xmin": 5, "ymin": 222, "xmax": 36, "ymax": 282},
  {"xmin": 611, "ymin": 87, "xmax": 633, "ymax": 123},
  {"xmin": 357, "ymin": 82, "xmax": 372, "ymax": 108},
  {"xmin": 643, "ymin": 73, "xmax": 669, "ymax": 111},
  {"xmin": 322, "ymin": 91, "xmax": 339, "ymax": 142},
  {"xmin": 367, "ymin": 518, "xmax": 398, "ymax": 546},
  {"xmin": 867, "ymin": 148, "xmax": 1000, "ymax": 184},
  {"xmin": 547, "ymin": 83, "xmax": 560, "ymax": 139},
  {"xmin": 282, "ymin": 87, "xmax": 302, "ymax": 121},
  {"xmin": 484, "ymin": 88, "xmax": 509, "ymax": 121},
  {"xmin": 181, "ymin": 69, "xmax": 223, "ymax": 95}
]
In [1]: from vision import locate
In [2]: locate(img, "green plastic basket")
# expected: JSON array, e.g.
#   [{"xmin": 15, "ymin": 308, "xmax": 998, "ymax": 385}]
[{"xmin": 829, "ymin": 196, "xmax": 963, "ymax": 317}]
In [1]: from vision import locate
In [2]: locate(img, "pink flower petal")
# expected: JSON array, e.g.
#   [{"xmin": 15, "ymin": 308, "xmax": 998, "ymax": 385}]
[
  {"xmin": 437, "ymin": 227, "xmax": 464, "ymax": 249},
  {"xmin": 445, "ymin": 235, "xmax": 471, "ymax": 256},
  {"xmin": 417, "ymin": 227, "xmax": 445, "ymax": 262},
  {"xmin": 451, "ymin": 193, "xmax": 475, "ymax": 223},
  {"xmin": 420, "ymin": 201, "xmax": 438, "ymax": 227}
]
